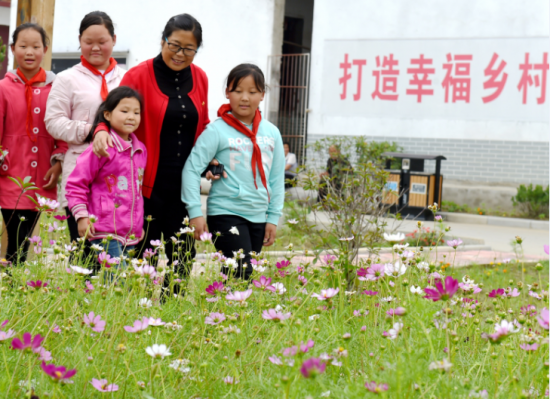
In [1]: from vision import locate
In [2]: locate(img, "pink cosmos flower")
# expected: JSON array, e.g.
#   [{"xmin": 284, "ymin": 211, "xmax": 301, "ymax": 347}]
[
  {"xmin": 98, "ymin": 252, "xmax": 119, "ymax": 268},
  {"xmin": 147, "ymin": 317, "xmax": 165, "ymax": 326},
  {"xmin": 91, "ymin": 378, "xmax": 119, "ymax": 392},
  {"xmin": 435, "ymin": 215, "xmax": 442, "ymax": 221},
  {"xmin": 220, "ymin": 272, "xmax": 228, "ymax": 281},
  {"xmin": 365, "ymin": 381, "xmax": 389, "ymax": 393},
  {"xmin": 1, "ymin": 320, "xmax": 8, "ymax": 329},
  {"xmin": 223, "ymin": 376, "xmax": 238, "ymax": 384},
  {"xmin": 262, "ymin": 309, "xmax": 291, "ymax": 322},
  {"xmin": 276, "ymin": 260, "xmax": 290, "ymax": 269},
  {"xmin": 36, "ymin": 195, "xmax": 60, "ymax": 212},
  {"xmin": 134, "ymin": 264, "xmax": 157, "ymax": 279},
  {"xmin": 282, "ymin": 346, "xmax": 298, "ymax": 357},
  {"xmin": 521, "ymin": 305, "xmax": 537, "ymax": 316},
  {"xmin": 199, "ymin": 232, "xmax": 212, "ymax": 242},
  {"xmin": 446, "ymin": 239, "xmax": 463, "ymax": 248},
  {"xmin": 0, "ymin": 329, "xmax": 15, "ymax": 341},
  {"xmin": 360, "ymin": 264, "xmax": 385, "ymax": 281},
  {"xmin": 36, "ymin": 347, "xmax": 52, "ymax": 361},
  {"xmin": 143, "ymin": 248, "xmax": 156, "ymax": 260},
  {"xmin": 205, "ymin": 281, "xmax": 224, "ymax": 296},
  {"xmin": 322, "ymin": 254, "xmax": 337, "ymax": 265},
  {"xmin": 11, "ymin": 332, "xmax": 44, "ymax": 351},
  {"xmin": 544, "ymin": 245, "xmax": 549, "ymax": 255},
  {"xmin": 84, "ymin": 281, "xmax": 94, "ymax": 294},
  {"xmin": 52, "ymin": 325, "xmax": 61, "ymax": 334},
  {"xmin": 482, "ymin": 320, "xmax": 520, "ymax": 343},
  {"xmin": 298, "ymin": 275, "xmax": 308, "ymax": 285},
  {"xmin": 458, "ymin": 282, "xmax": 482, "ymax": 294},
  {"xmin": 268, "ymin": 282, "xmax": 286, "ymax": 295},
  {"xmin": 269, "ymin": 355, "xmax": 283, "ymax": 365},
  {"xmin": 40, "ymin": 361, "xmax": 77, "ymax": 382},
  {"xmin": 538, "ymin": 308, "xmax": 549, "ymax": 330},
  {"xmin": 529, "ymin": 291, "xmax": 543, "ymax": 300},
  {"xmin": 488, "ymin": 288, "xmax": 505, "ymax": 298},
  {"xmin": 150, "ymin": 240, "xmax": 162, "ymax": 247},
  {"xmin": 312, "ymin": 288, "xmax": 339, "ymax": 301},
  {"xmin": 83, "ymin": 312, "xmax": 106, "ymax": 333},
  {"xmin": 123, "ymin": 317, "xmax": 149, "ymax": 333},
  {"xmin": 505, "ymin": 288, "xmax": 520, "ymax": 298},
  {"xmin": 520, "ymin": 343, "xmax": 539, "ymax": 351},
  {"xmin": 300, "ymin": 340, "xmax": 315, "ymax": 353},
  {"xmin": 205, "ymin": 312, "xmax": 226, "ymax": 325},
  {"xmin": 54, "ymin": 214, "xmax": 70, "ymax": 221},
  {"xmin": 206, "ymin": 297, "xmax": 219, "ymax": 303},
  {"xmin": 27, "ymin": 280, "xmax": 48, "ymax": 289},
  {"xmin": 423, "ymin": 276, "xmax": 459, "ymax": 301},
  {"xmin": 252, "ymin": 275, "xmax": 273, "ymax": 290},
  {"xmin": 300, "ymin": 358, "xmax": 326, "ymax": 378},
  {"xmin": 226, "ymin": 289, "xmax": 252, "ymax": 303},
  {"xmin": 362, "ymin": 290, "xmax": 378, "ymax": 296},
  {"xmin": 386, "ymin": 307, "xmax": 406, "ymax": 317}
]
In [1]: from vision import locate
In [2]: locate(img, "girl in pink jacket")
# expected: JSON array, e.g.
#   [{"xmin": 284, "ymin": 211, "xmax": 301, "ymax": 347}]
[
  {"xmin": 0, "ymin": 23, "xmax": 67, "ymax": 264},
  {"xmin": 65, "ymin": 87, "xmax": 147, "ymax": 262},
  {"xmin": 45, "ymin": 11, "xmax": 125, "ymax": 246}
]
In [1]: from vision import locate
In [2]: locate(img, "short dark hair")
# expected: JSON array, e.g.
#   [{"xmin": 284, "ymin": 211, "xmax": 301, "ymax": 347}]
[
  {"xmin": 226, "ymin": 64, "xmax": 266, "ymax": 93},
  {"xmin": 11, "ymin": 23, "xmax": 49, "ymax": 47},
  {"xmin": 86, "ymin": 86, "xmax": 142, "ymax": 142},
  {"xmin": 162, "ymin": 14, "xmax": 202, "ymax": 48},
  {"xmin": 79, "ymin": 11, "xmax": 115, "ymax": 38}
]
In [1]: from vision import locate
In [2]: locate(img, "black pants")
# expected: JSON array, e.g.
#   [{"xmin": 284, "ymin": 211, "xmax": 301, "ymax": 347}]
[
  {"xmin": 1, "ymin": 209, "xmax": 40, "ymax": 264},
  {"xmin": 141, "ymin": 187, "xmax": 195, "ymax": 293},
  {"xmin": 207, "ymin": 214, "xmax": 266, "ymax": 280}
]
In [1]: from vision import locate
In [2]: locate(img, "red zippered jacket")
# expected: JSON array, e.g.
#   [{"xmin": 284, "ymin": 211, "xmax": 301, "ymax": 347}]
[{"xmin": 117, "ymin": 60, "xmax": 209, "ymax": 198}]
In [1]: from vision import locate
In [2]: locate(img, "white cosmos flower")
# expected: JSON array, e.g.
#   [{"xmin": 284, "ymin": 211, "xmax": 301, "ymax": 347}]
[
  {"xmin": 386, "ymin": 322, "xmax": 403, "ymax": 339},
  {"xmin": 146, "ymin": 344, "xmax": 171, "ymax": 359},
  {"xmin": 429, "ymin": 358, "xmax": 453, "ymax": 372},
  {"xmin": 138, "ymin": 298, "xmax": 153, "ymax": 309},
  {"xmin": 417, "ymin": 262, "xmax": 430, "ymax": 272},
  {"xmin": 225, "ymin": 258, "xmax": 238, "ymax": 269},
  {"xmin": 229, "ymin": 226, "xmax": 239, "ymax": 235},
  {"xmin": 309, "ymin": 314, "xmax": 320, "ymax": 321},
  {"xmin": 384, "ymin": 261, "xmax": 407, "ymax": 277},
  {"xmin": 69, "ymin": 265, "xmax": 93, "ymax": 275},
  {"xmin": 410, "ymin": 285, "xmax": 423, "ymax": 295},
  {"xmin": 287, "ymin": 219, "xmax": 299, "ymax": 225},
  {"xmin": 271, "ymin": 282, "xmax": 287, "ymax": 295},
  {"xmin": 384, "ymin": 232, "xmax": 405, "ymax": 242},
  {"xmin": 169, "ymin": 358, "xmax": 190, "ymax": 373},
  {"xmin": 380, "ymin": 296, "xmax": 394, "ymax": 303}
]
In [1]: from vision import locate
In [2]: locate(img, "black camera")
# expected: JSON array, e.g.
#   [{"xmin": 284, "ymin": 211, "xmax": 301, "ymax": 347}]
[{"xmin": 205, "ymin": 163, "xmax": 225, "ymax": 177}]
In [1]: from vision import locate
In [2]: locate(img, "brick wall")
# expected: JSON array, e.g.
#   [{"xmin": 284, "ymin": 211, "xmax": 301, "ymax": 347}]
[{"xmin": 306, "ymin": 135, "xmax": 549, "ymax": 186}]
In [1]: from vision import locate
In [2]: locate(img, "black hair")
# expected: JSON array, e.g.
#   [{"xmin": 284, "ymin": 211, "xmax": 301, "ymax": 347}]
[
  {"xmin": 162, "ymin": 14, "xmax": 202, "ymax": 48},
  {"xmin": 86, "ymin": 86, "xmax": 142, "ymax": 143},
  {"xmin": 79, "ymin": 11, "xmax": 115, "ymax": 38},
  {"xmin": 11, "ymin": 23, "xmax": 49, "ymax": 47},
  {"xmin": 226, "ymin": 64, "xmax": 266, "ymax": 93}
]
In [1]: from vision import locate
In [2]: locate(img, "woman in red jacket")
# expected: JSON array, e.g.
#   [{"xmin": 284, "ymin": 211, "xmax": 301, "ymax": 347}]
[{"xmin": 92, "ymin": 14, "xmax": 212, "ymax": 293}]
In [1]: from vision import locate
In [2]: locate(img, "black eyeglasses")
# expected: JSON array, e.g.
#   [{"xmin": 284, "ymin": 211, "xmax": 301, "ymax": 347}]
[{"xmin": 164, "ymin": 37, "xmax": 197, "ymax": 56}]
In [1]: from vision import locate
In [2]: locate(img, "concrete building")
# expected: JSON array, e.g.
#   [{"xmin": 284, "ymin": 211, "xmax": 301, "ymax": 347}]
[{"xmin": 6, "ymin": 0, "xmax": 549, "ymax": 200}]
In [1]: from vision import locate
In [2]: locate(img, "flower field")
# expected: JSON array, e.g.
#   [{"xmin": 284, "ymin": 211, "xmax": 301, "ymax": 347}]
[{"xmin": 0, "ymin": 214, "xmax": 548, "ymax": 398}]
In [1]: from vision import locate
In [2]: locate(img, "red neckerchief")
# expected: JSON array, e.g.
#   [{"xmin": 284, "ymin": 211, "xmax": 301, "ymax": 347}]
[
  {"xmin": 80, "ymin": 55, "xmax": 117, "ymax": 101},
  {"xmin": 217, "ymin": 103, "xmax": 269, "ymax": 200},
  {"xmin": 16, "ymin": 68, "xmax": 47, "ymax": 142}
]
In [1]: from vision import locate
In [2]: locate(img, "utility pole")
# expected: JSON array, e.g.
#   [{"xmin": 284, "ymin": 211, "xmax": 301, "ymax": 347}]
[{"xmin": 14, "ymin": 0, "xmax": 56, "ymax": 70}]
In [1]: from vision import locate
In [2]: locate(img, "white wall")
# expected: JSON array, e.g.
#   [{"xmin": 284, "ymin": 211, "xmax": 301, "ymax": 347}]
[
  {"xmin": 308, "ymin": 0, "xmax": 550, "ymax": 142},
  {"xmin": 51, "ymin": 0, "xmax": 281, "ymax": 122}
]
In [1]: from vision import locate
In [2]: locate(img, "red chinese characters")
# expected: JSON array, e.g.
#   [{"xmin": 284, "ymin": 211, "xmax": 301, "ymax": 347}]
[
  {"xmin": 482, "ymin": 53, "xmax": 508, "ymax": 103},
  {"xmin": 442, "ymin": 54, "xmax": 473, "ymax": 103},
  {"xmin": 339, "ymin": 54, "xmax": 367, "ymax": 101},
  {"xmin": 517, "ymin": 52, "xmax": 548, "ymax": 104},
  {"xmin": 406, "ymin": 54, "xmax": 435, "ymax": 102},
  {"xmin": 371, "ymin": 54, "xmax": 399, "ymax": 101}
]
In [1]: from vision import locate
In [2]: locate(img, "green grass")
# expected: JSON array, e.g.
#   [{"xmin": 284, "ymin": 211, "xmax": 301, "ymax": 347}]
[{"xmin": 0, "ymin": 213, "xmax": 548, "ymax": 398}]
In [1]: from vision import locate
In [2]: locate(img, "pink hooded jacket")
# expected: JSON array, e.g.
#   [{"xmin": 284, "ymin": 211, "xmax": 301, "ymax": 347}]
[{"xmin": 65, "ymin": 130, "xmax": 147, "ymax": 245}]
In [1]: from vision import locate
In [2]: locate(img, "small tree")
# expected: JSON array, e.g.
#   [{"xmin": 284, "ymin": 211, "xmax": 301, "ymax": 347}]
[
  {"xmin": 0, "ymin": 37, "xmax": 6, "ymax": 63},
  {"xmin": 289, "ymin": 136, "xmax": 402, "ymax": 286}
]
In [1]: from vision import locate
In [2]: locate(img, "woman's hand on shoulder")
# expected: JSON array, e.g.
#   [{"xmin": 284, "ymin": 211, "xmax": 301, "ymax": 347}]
[
  {"xmin": 190, "ymin": 216, "xmax": 208, "ymax": 241},
  {"xmin": 263, "ymin": 223, "xmax": 277, "ymax": 247},
  {"xmin": 92, "ymin": 130, "xmax": 113, "ymax": 158}
]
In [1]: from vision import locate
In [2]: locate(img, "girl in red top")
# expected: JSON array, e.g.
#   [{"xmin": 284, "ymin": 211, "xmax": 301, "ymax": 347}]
[
  {"xmin": 0, "ymin": 23, "xmax": 67, "ymax": 263},
  {"xmin": 92, "ymin": 14, "xmax": 215, "ymax": 295}
]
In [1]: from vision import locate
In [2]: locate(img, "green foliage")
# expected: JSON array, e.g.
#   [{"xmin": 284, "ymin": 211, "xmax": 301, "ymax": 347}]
[
  {"xmin": 512, "ymin": 184, "xmax": 549, "ymax": 219},
  {"xmin": 441, "ymin": 200, "xmax": 471, "ymax": 213},
  {"xmin": 0, "ymin": 37, "xmax": 5, "ymax": 63}
]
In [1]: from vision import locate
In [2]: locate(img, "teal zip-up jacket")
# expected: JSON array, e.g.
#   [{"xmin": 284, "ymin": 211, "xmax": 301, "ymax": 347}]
[{"xmin": 181, "ymin": 116, "xmax": 285, "ymax": 225}]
